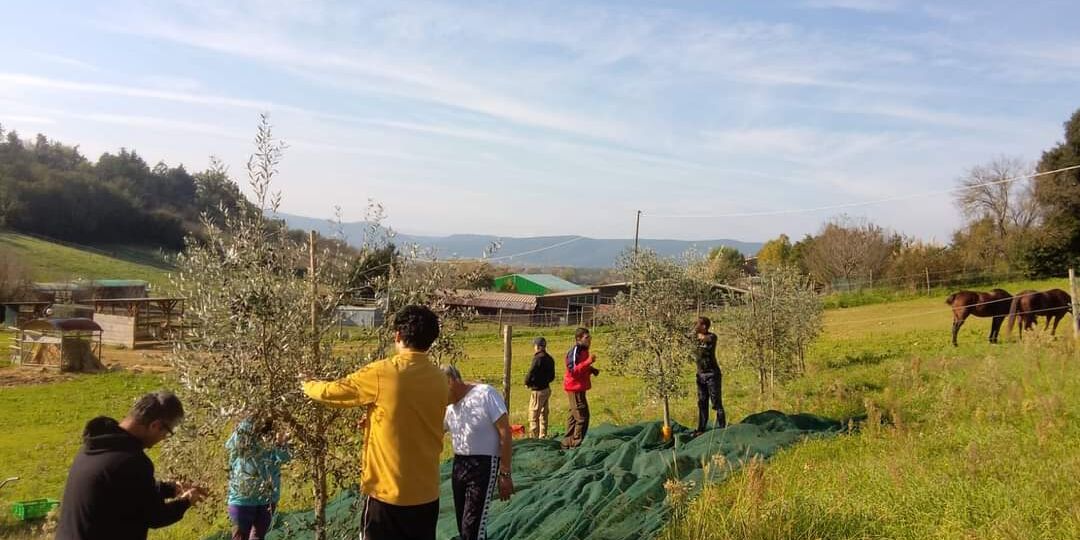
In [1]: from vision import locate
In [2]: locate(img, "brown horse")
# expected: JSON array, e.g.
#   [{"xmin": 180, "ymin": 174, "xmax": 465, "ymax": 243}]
[
  {"xmin": 1006, "ymin": 289, "xmax": 1073, "ymax": 339},
  {"xmin": 946, "ymin": 289, "xmax": 1013, "ymax": 346}
]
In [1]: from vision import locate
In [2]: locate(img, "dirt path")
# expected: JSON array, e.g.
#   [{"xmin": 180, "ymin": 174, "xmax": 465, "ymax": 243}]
[{"xmin": 0, "ymin": 345, "xmax": 174, "ymax": 387}]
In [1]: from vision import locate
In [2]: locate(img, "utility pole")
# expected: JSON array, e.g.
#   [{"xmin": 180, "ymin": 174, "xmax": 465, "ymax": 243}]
[
  {"xmin": 309, "ymin": 230, "xmax": 318, "ymax": 359},
  {"xmin": 634, "ymin": 210, "xmax": 642, "ymax": 254}
]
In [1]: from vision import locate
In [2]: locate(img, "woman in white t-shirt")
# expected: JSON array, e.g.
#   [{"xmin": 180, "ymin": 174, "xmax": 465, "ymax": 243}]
[{"xmin": 442, "ymin": 365, "xmax": 515, "ymax": 540}]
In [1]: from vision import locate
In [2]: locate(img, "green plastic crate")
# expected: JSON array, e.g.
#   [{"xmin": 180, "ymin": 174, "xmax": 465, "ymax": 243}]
[{"xmin": 12, "ymin": 498, "xmax": 59, "ymax": 521}]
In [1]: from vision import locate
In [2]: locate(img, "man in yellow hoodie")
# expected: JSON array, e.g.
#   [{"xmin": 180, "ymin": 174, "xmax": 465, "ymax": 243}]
[{"xmin": 302, "ymin": 305, "xmax": 448, "ymax": 540}]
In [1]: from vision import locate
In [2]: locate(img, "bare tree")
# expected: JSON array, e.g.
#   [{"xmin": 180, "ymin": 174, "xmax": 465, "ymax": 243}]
[
  {"xmin": 952, "ymin": 156, "xmax": 1042, "ymax": 269},
  {"xmin": 0, "ymin": 246, "xmax": 31, "ymax": 302},
  {"xmin": 955, "ymin": 156, "xmax": 1037, "ymax": 238},
  {"xmin": 803, "ymin": 216, "xmax": 894, "ymax": 289}
]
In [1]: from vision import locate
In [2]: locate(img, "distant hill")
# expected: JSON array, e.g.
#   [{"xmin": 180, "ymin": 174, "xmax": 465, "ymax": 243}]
[{"xmin": 276, "ymin": 213, "xmax": 763, "ymax": 268}]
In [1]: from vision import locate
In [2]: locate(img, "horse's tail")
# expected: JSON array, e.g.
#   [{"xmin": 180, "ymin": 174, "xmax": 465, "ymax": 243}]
[
  {"xmin": 945, "ymin": 292, "xmax": 957, "ymax": 306},
  {"xmin": 1006, "ymin": 294, "xmax": 1023, "ymax": 338}
]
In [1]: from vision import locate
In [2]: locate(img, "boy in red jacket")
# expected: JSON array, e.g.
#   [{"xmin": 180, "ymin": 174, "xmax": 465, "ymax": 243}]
[{"xmin": 561, "ymin": 327, "xmax": 599, "ymax": 449}]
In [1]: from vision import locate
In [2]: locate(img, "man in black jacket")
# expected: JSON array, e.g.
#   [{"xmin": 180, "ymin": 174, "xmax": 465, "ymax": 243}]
[
  {"xmin": 56, "ymin": 390, "xmax": 206, "ymax": 540},
  {"xmin": 523, "ymin": 337, "xmax": 555, "ymax": 438}
]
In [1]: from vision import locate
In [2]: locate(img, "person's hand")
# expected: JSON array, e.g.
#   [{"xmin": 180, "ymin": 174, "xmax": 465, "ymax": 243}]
[
  {"xmin": 275, "ymin": 431, "xmax": 291, "ymax": 445},
  {"xmin": 497, "ymin": 474, "xmax": 514, "ymax": 501},
  {"xmin": 173, "ymin": 480, "xmax": 199, "ymax": 495},
  {"xmin": 590, "ymin": 367, "xmax": 600, "ymax": 377},
  {"xmin": 180, "ymin": 485, "xmax": 208, "ymax": 506}
]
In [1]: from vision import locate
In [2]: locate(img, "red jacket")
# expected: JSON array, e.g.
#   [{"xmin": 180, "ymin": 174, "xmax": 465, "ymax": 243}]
[{"xmin": 563, "ymin": 345, "xmax": 595, "ymax": 392}]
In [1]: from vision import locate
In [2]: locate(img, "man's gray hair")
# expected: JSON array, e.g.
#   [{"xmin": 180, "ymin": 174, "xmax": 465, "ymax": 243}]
[{"xmin": 441, "ymin": 364, "xmax": 462, "ymax": 381}]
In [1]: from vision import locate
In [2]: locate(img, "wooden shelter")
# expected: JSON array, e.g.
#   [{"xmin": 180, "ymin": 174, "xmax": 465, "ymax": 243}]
[
  {"xmin": 12, "ymin": 318, "xmax": 104, "ymax": 372},
  {"xmin": 92, "ymin": 297, "xmax": 185, "ymax": 348},
  {"xmin": 31, "ymin": 279, "xmax": 149, "ymax": 304},
  {"xmin": 1, "ymin": 301, "xmax": 50, "ymax": 327}
]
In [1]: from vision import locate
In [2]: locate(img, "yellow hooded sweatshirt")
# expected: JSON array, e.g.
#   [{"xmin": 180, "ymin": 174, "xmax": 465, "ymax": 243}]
[{"xmin": 303, "ymin": 350, "xmax": 448, "ymax": 506}]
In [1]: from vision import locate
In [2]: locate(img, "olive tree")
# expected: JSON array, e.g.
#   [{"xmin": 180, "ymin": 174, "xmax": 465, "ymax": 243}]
[
  {"xmin": 164, "ymin": 115, "xmax": 476, "ymax": 540},
  {"xmin": 725, "ymin": 265, "xmax": 822, "ymax": 396},
  {"xmin": 607, "ymin": 249, "xmax": 712, "ymax": 435}
]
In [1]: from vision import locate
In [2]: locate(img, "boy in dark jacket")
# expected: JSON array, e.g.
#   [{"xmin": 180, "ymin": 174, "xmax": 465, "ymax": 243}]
[
  {"xmin": 56, "ymin": 390, "xmax": 206, "ymax": 540},
  {"xmin": 561, "ymin": 327, "xmax": 599, "ymax": 449},
  {"xmin": 693, "ymin": 317, "xmax": 726, "ymax": 434},
  {"xmin": 523, "ymin": 337, "xmax": 556, "ymax": 438}
]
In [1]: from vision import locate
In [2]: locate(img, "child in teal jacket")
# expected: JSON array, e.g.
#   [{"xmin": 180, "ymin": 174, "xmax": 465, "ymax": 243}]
[{"xmin": 226, "ymin": 416, "xmax": 290, "ymax": 540}]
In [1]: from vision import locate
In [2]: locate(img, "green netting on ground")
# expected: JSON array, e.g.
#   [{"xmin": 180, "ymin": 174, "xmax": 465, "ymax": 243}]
[{"xmin": 264, "ymin": 410, "xmax": 844, "ymax": 540}]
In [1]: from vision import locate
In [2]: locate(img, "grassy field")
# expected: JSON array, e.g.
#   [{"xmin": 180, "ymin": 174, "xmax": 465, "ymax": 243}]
[
  {"xmin": 0, "ymin": 275, "xmax": 1075, "ymax": 539},
  {"xmin": 662, "ymin": 277, "xmax": 1080, "ymax": 540},
  {"xmin": 0, "ymin": 232, "xmax": 172, "ymax": 290},
  {"xmin": 0, "ymin": 372, "xmax": 162, "ymax": 538}
]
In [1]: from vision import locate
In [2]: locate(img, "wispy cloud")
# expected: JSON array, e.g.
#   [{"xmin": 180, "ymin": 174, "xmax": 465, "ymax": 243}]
[
  {"xmin": 0, "ymin": 114, "xmax": 56, "ymax": 125},
  {"xmin": 0, "ymin": 73, "xmax": 281, "ymax": 111},
  {"xmin": 3, "ymin": 0, "xmax": 1073, "ymax": 241},
  {"xmin": 803, "ymin": 0, "xmax": 902, "ymax": 13},
  {"xmin": 25, "ymin": 50, "xmax": 100, "ymax": 72},
  {"xmin": 104, "ymin": 9, "xmax": 631, "ymax": 143}
]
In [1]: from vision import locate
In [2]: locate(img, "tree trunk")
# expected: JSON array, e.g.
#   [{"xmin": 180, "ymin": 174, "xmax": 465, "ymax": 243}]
[
  {"xmin": 656, "ymin": 352, "xmax": 671, "ymax": 430},
  {"xmin": 314, "ymin": 456, "xmax": 328, "ymax": 540}
]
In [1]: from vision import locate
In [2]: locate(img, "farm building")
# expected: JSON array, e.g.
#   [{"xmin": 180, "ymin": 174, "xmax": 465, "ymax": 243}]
[
  {"xmin": 11, "ymin": 318, "xmax": 104, "ymax": 372},
  {"xmin": 442, "ymin": 287, "xmax": 601, "ymax": 326},
  {"xmin": 1, "ymin": 301, "xmax": 51, "ymax": 327},
  {"xmin": 335, "ymin": 305, "xmax": 384, "ymax": 328},
  {"xmin": 31, "ymin": 279, "xmax": 149, "ymax": 304},
  {"xmin": 493, "ymin": 274, "xmax": 586, "ymax": 296},
  {"xmin": 536, "ymin": 289, "xmax": 599, "ymax": 318},
  {"xmin": 443, "ymin": 290, "xmax": 539, "ymax": 316},
  {"xmin": 594, "ymin": 282, "xmax": 632, "ymax": 304},
  {"xmin": 92, "ymin": 297, "xmax": 184, "ymax": 348}
]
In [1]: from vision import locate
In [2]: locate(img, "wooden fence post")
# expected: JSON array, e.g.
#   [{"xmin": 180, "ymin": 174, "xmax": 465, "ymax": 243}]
[
  {"xmin": 502, "ymin": 325, "xmax": 513, "ymax": 406},
  {"xmin": 1069, "ymin": 268, "xmax": 1079, "ymax": 341},
  {"xmin": 309, "ymin": 230, "xmax": 319, "ymax": 359},
  {"xmin": 925, "ymin": 267, "xmax": 931, "ymax": 296}
]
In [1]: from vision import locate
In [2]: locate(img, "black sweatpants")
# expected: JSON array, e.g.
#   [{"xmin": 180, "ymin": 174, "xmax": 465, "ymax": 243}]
[
  {"xmin": 696, "ymin": 370, "xmax": 726, "ymax": 432},
  {"xmin": 360, "ymin": 496, "xmax": 438, "ymax": 540},
  {"xmin": 452, "ymin": 454, "xmax": 500, "ymax": 540}
]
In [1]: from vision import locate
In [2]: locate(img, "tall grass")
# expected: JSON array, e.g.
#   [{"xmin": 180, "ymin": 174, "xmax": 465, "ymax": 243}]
[{"xmin": 662, "ymin": 334, "xmax": 1080, "ymax": 540}]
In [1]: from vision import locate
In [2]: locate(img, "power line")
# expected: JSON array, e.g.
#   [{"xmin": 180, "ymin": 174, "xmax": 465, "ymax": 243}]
[
  {"xmin": 487, "ymin": 236, "xmax": 586, "ymax": 261},
  {"xmin": 645, "ymin": 164, "xmax": 1080, "ymax": 219},
  {"xmin": 411, "ymin": 236, "xmax": 586, "ymax": 264}
]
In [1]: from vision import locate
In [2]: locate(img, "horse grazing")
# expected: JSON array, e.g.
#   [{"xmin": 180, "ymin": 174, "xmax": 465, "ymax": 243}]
[
  {"xmin": 946, "ymin": 289, "xmax": 1013, "ymax": 346},
  {"xmin": 1006, "ymin": 289, "xmax": 1073, "ymax": 340}
]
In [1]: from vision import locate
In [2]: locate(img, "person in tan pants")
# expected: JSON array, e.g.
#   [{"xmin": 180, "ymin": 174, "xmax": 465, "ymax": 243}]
[{"xmin": 523, "ymin": 337, "xmax": 555, "ymax": 438}]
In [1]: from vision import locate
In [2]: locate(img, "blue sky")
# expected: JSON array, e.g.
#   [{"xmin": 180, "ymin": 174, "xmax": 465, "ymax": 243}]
[{"xmin": 1, "ymin": 0, "xmax": 1078, "ymax": 242}]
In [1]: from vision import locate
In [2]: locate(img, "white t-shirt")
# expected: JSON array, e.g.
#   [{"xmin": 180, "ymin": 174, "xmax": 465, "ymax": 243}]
[{"xmin": 444, "ymin": 384, "xmax": 507, "ymax": 456}]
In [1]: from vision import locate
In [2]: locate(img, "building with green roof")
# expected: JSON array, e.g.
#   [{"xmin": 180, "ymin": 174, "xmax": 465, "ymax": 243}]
[{"xmin": 492, "ymin": 274, "xmax": 587, "ymax": 296}]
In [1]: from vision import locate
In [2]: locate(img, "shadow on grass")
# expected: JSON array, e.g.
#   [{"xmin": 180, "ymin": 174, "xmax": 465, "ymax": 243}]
[{"xmin": 824, "ymin": 351, "xmax": 895, "ymax": 369}]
